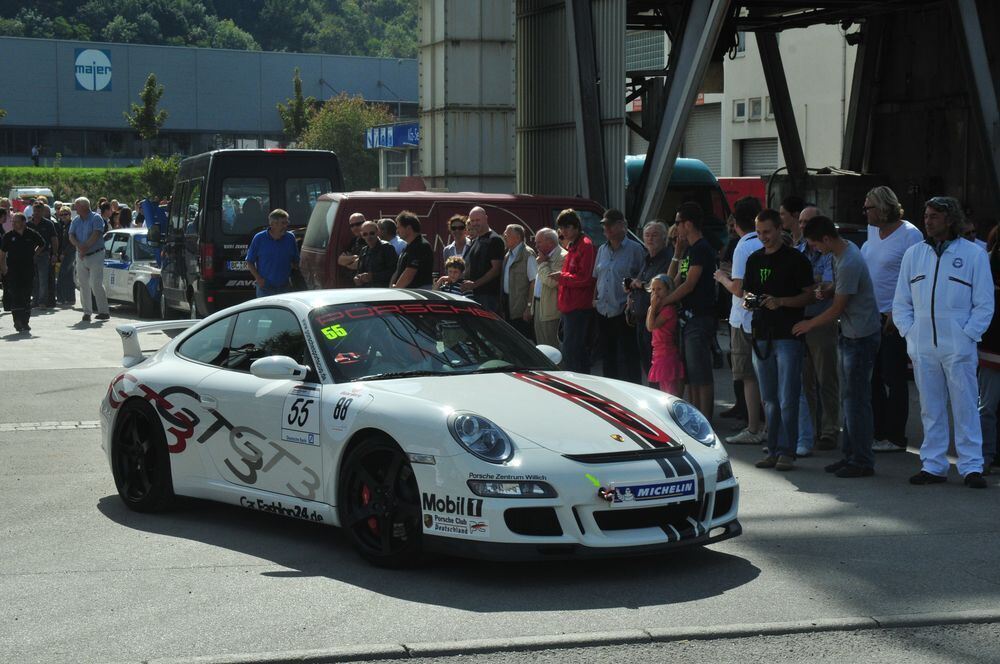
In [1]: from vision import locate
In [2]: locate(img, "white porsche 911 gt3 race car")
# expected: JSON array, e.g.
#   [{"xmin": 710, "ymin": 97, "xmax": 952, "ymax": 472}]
[{"xmin": 101, "ymin": 289, "xmax": 740, "ymax": 566}]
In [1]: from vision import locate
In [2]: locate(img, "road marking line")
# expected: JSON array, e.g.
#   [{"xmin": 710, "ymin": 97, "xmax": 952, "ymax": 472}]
[{"xmin": 0, "ymin": 420, "xmax": 100, "ymax": 432}]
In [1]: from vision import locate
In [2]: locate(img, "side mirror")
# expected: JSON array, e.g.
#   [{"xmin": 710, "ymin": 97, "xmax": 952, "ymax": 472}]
[
  {"xmin": 118, "ymin": 248, "xmax": 128, "ymax": 260},
  {"xmin": 249, "ymin": 355, "xmax": 309, "ymax": 381},
  {"xmin": 536, "ymin": 344, "xmax": 563, "ymax": 366}
]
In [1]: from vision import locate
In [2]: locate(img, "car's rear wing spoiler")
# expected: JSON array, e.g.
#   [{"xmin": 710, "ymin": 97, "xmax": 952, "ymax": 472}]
[{"xmin": 116, "ymin": 320, "xmax": 200, "ymax": 368}]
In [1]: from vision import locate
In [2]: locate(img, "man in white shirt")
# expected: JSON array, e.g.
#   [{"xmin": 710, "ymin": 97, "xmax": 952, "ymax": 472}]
[
  {"xmin": 715, "ymin": 197, "xmax": 765, "ymax": 445},
  {"xmin": 861, "ymin": 186, "xmax": 924, "ymax": 452}
]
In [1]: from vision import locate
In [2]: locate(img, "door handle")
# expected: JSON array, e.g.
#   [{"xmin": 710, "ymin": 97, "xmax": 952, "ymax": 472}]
[{"xmin": 199, "ymin": 394, "xmax": 218, "ymax": 408}]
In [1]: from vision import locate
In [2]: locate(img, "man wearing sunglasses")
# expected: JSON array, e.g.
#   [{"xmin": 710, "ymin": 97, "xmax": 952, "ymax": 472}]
[
  {"xmin": 894, "ymin": 196, "xmax": 993, "ymax": 488},
  {"xmin": 337, "ymin": 213, "xmax": 367, "ymax": 278},
  {"xmin": 353, "ymin": 220, "xmax": 397, "ymax": 288},
  {"xmin": 443, "ymin": 215, "xmax": 469, "ymax": 261}
]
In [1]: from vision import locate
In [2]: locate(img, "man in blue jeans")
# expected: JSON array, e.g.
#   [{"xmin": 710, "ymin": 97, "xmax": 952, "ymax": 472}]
[
  {"xmin": 794, "ymin": 215, "xmax": 882, "ymax": 477},
  {"xmin": 246, "ymin": 208, "xmax": 299, "ymax": 298},
  {"xmin": 741, "ymin": 209, "xmax": 815, "ymax": 471}
]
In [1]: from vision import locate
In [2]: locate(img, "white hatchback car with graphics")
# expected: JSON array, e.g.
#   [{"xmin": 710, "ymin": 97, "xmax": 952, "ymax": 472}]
[{"xmin": 101, "ymin": 289, "xmax": 740, "ymax": 566}]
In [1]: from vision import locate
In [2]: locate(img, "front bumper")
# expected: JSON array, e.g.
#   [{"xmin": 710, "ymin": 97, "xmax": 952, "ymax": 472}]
[
  {"xmin": 413, "ymin": 445, "xmax": 740, "ymax": 560},
  {"xmin": 425, "ymin": 519, "xmax": 741, "ymax": 561}
]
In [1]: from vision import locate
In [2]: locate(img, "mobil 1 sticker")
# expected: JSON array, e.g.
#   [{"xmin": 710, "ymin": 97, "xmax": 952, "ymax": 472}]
[{"xmin": 281, "ymin": 385, "xmax": 321, "ymax": 445}]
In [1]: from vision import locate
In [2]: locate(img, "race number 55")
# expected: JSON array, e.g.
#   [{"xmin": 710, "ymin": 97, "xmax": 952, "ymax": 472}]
[{"xmin": 286, "ymin": 397, "xmax": 313, "ymax": 428}]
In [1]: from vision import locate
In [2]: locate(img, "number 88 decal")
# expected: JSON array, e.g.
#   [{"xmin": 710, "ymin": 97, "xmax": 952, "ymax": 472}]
[{"xmin": 333, "ymin": 396, "xmax": 353, "ymax": 421}]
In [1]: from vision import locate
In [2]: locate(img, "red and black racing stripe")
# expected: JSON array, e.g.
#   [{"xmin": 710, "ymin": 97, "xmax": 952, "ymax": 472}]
[{"xmin": 510, "ymin": 371, "xmax": 681, "ymax": 449}]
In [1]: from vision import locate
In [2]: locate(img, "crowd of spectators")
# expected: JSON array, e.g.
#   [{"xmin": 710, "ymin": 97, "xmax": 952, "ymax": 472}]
[{"xmin": 328, "ymin": 191, "xmax": 996, "ymax": 488}]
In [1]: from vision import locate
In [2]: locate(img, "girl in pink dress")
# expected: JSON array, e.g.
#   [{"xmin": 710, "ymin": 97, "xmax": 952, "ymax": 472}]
[{"xmin": 646, "ymin": 274, "xmax": 684, "ymax": 395}]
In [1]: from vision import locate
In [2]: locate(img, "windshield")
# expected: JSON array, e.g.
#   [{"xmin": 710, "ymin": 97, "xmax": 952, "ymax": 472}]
[{"xmin": 309, "ymin": 301, "xmax": 556, "ymax": 382}]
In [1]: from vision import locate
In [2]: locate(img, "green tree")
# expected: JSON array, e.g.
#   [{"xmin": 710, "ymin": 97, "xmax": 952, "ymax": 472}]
[
  {"xmin": 0, "ymin": 108, "xmax": 6, "ymax": 120},
  {"xmin": 211, "ymin": 18, "xmax": 259, "ymax": 50},
  {"xmin": 276, "ymin": 68, "xmax": 316, "ymax": 144},
  {"xmin": 299, "ymin": 93, "xmax": 393, "ymax": 190},
  {"xmin": 124, "ymin": 73, "xmax": 168, "ymax": 156},
  {"xmin": 138, "ymin": 154, "xmax": 180, "ymax": 200}
]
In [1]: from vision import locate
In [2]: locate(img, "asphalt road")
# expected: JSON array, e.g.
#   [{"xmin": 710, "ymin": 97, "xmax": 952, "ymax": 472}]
[{"xmin": 2, "ymin": 305, "xmax": 999, "ymax": 664}]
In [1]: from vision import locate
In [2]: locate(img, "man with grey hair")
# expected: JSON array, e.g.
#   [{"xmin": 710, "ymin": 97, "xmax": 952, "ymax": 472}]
[
  {"xmin": 378, "ymin": 217, "xmax": 406, "ymax": 256},
  {"xmin": 68, "ymin": 196, "xmax": 110, "ymax": 322},
  {"xmin": 532, "ymin": 227, "xmax": 566, "ymax": 350},
  {"xmin": 861, "ymin": 185, "xmax": 924, "ymax": 452},
  {"xmin": 894, "ymin": 196, "xmax": 993, "ymax": 488},
  {"xmin": 629, "ymin": 220, "xmax": 672, "ymax": 383},
  {"xmin": 501, "ymin": 223, "xmax": 537, "ymax": 338}
]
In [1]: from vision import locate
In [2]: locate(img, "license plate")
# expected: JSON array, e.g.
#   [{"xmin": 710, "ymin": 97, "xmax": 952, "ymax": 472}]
[
  {"xmin": 607, "ymin": 478, "xmax": 696, "ymax": 507},
  {"xmin": 226, "ymin": 260, "xmax": 248, "ymax": 271}
]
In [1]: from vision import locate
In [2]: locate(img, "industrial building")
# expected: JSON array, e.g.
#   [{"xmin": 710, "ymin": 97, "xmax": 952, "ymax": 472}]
[{"xmin": 0, "ymin": 36, "xmax": 418, "ymax": 166}]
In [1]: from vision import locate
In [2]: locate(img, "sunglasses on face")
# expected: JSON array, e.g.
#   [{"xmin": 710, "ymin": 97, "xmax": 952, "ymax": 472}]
[
  {"xmin": 350, "ymin": 222, "xmax": 364, "ymax": 228},
  {"xmin": 361, "ymin": 231, "xmax": 377, "ymax": 237},
  {"xmin": 451, "ymin": 226, "xmax": 465, "ymax": 231}
]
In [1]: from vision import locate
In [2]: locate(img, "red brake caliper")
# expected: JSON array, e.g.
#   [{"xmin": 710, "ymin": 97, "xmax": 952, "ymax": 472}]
[{"xmin": 361, "ymin": 484, "xmax": 379, "ymax": 534}]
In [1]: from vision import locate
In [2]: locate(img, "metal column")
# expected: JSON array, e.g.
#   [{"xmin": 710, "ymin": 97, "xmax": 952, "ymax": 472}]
[
  {"xmin": 842, "ymin": 16, "xmax": 885, "ymax": 172},
  {"xmin": 756, "ymin": 31, "xmax": 807, "ymax": 190},
  {"xmin": 953, "ymin": 0, "xmax": 1000, "ymax": 208},
  {"xmin": 565, "ymin": 0, "xmax": 608, "ymax": 207},
  {"xmin": 638, "ymin": 0, "xmax": 730, "ymax": 224}
]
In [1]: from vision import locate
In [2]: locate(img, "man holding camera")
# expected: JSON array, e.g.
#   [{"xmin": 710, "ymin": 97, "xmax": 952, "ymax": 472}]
[{"xmin": 741, "ymin": 209, "xmax": 815, "ymax": 470}]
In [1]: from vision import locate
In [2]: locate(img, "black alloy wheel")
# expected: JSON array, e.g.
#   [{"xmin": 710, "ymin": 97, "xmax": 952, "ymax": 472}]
[
  {"xmin": 111, "ymin": 400, "xmax": 175, "ymax": 512},
  {"xmin": 338, "ymin": 437, "xmax": 423, "ymax": 567}
]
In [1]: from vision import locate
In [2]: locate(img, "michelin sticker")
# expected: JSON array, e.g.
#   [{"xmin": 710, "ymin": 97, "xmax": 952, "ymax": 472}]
[
  {"xmin": 281, "ymin": 385, "xmax": 321, "ymax": 445},
  {"xmin": 609, "ymin": 478, "xmax": 695, "ymax": 506}
]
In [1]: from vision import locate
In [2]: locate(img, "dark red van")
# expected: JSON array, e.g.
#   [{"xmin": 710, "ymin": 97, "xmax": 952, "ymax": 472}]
[{"xmin": 300, "ymin": 192, "xmax": 606, "ymax": 289}]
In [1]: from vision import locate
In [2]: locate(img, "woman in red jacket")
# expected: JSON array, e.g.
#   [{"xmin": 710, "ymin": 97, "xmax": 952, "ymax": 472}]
[{"xmin": 552, "ymin": 209, "xmax": 596, "ymax": 373}]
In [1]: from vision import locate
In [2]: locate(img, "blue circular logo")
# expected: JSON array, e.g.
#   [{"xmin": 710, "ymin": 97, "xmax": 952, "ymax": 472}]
[
  {"xmin": 953, "ymin": 257, "xmax": 964, "ymax": 268},
  {"xmin": 75, "ymin": 49, "xmax": 112, "ymax": 91}
]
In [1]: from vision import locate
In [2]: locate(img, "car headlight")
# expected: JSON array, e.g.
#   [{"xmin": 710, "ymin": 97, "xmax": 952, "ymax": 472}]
[
  {"xmin": 467, "ymin": 480, "xmax": 557, "ymax": 498},
  {"xmin": 447, "ymin": 412, "xmax": 514, "ymax": 463},
  {"xmin": 670, "ymin": 400, "xmax": 716, "ymax": 447}
]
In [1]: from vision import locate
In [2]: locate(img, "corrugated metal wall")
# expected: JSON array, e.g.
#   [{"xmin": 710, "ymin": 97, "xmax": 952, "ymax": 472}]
[
  {"xmin": 516, "ymin": 0, "xmax": 625, "ymax": 210},
  {"xmin": 419, "ymin": 0, "xmax": 517, "ymax": 193}
]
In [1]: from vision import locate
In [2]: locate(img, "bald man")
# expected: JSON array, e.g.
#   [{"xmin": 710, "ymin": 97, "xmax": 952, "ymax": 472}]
[
  {"xmin": 337, "ymin": 212, "xmax": 367, "ymax": 278},
  {"xmin": 461, "ymin": 206, "xmax": 505, "ymax": 313},
  {"xmin": 795, "ymin": 205, "xmax": 840, "ymax": 456}
]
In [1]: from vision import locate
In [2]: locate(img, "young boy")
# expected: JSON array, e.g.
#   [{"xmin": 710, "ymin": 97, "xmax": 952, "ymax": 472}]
[{"xmin": 434, "ymin": 255, "xmax": 467, "ymax": 295}]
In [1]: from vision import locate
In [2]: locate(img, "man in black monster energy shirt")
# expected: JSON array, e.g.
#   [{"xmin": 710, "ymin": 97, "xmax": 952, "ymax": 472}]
[{"xmin": 741, "ymin": 208, "xmax": 814, "ymax": 471}]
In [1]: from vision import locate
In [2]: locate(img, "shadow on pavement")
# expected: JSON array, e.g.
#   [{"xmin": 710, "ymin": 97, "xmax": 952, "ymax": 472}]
[{"xmin": 96, "ymin": 494, "xmax": 760, "ymax": 612}]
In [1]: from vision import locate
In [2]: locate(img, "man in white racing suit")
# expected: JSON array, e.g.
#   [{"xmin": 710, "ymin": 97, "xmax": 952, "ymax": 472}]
[{"xmin": 893, "ymin": 196, "xmax": 994, "ymax": 488}]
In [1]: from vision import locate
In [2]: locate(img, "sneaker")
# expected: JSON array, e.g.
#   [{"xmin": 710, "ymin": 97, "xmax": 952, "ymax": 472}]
[
  {"xmin": 81, "ymin": 314, "xmax": 92, "ymax": 322},
  {"xmin": 775, "ymin": 455, "xmax": 795, "ymax": 471},
  {"xmin": 755, "ymin": 456, "xmax": 778, "ymax": 469},
  {"xmin": 835, "ymin": 464, "xmax": 874, "ymax": 478},
  {"xmin": 964, "ymin": 472, "xmax": 987, "ymax": 489},
  {"xmin": 95, "ymin": 313, "xmax": 110, "ymax": 321},
  {"xmin": 727, "ymin": 428, "xmax": 766, "ymax": 445},
  {"xmin": 796, "ymin": 445, "xmax": 813, "ymax": 458},
  {"xmin": 816, "ymin": 436, "xmax": 838, "ymax": 451},
  {"xmin": 909, "ymin": 470, "xmax": 947, "ymax": 485},
  {"xmin": 825, "ymin": 459, "xmax": 849, "ymax": 473},
  {"xmin": 873, "ymin": 440, "xmax": 905, "ymax": 453}
]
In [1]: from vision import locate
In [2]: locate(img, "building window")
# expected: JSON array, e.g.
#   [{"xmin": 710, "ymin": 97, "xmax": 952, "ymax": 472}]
[
  {"xmin": 733, "ymin": 99, "xmax": 747, "ymax": 122},
  {"xmin": 748, "ymin": 97, "xmax": 763, "ymax": 121},
  {"xmin": 765, "ymin": 97, "xmax": 775, "ymax": 120},
  {"xmin": 626, "ymin": 30, "xmax": 666, "ymax": 71},
  {"xmin": 734, "ymin": 31, "xmax": 746, "ymax": 57}
]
